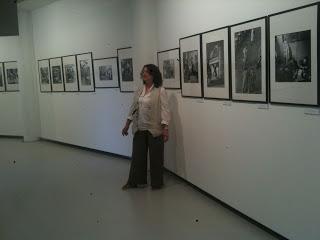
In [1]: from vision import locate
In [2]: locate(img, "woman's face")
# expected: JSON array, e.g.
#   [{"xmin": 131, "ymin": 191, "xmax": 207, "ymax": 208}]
[{"xmin": 142, "ymin": 67, "xmax": 153, "ymax": 84}]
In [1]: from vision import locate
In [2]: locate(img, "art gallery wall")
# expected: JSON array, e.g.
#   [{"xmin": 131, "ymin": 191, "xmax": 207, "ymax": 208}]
[
  {"xmin": 0, "ymin": 37, "xmax": 24, "ymax": 136},
  {"xmin": 30, "ymin": 0, "xmax": 142, "ymax": 155},
  {"xmin": 24, "ymin": 0, "xmax": 320, "ymax": 239},
  {"xmin": 156, "ymin": 1, "xmax": 320, "ymax": 240}
]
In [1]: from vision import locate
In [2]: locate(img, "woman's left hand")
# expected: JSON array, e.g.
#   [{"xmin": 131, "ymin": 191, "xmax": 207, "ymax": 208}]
[{"xmin": 162, "ymin": 128, "xmax": 169, "ymax": 142}]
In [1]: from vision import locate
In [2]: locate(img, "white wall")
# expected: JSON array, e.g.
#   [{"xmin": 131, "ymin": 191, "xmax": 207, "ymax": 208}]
[
  {"xmin": 19, "ymin": 9, "xmax": 41, "ymax": 142},
  {"xmin": 32, "ymin": 0, "xmax": 135, "ymax": 156},
  {"xmin": 0, "ymin": 10, "xmax": 42, "ymax": 140},
  {"xmin": 0, "ymin": 37, "xmax": 24, "ymax": 136},
  {"xmin": 156, "ymin": 1, "xmax": 320, "ymax": 240},
  {"xmin": 131, "ymin": 0, "xmax": 157, "ymax": 85},
  {"xmin": 27, "ymin": 0, "xmax": 320, "ymax": 239}
]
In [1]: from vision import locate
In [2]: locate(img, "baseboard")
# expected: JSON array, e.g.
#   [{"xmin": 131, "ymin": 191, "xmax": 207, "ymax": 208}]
[
  {"xmin": 164, "ymin": 169, "xmax": 289, "ymax": 240},
  {"xmin": 40, "ymin": 137, "xmax": 288, "ymax": 240},
  {"xmin": 40, "ymin": 137, "xmax": 131, "ymax": 160},
  {"xmin": 0, "ymin": 135, "xmax": 23, "ymax": 139}
]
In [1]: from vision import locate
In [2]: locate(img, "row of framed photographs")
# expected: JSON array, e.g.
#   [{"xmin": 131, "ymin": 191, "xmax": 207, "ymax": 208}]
[
  {"xmin": 158, "ymin": 3, "xmax": 320, "ymax": 106},
  {"xmin": 38, "ymin": 47, "xmax": 135, "ymax": 93},
  {"xmin": 0, "ymin": 61, "xmax": 19, "ymax": 92},
  {"xmin": 40, "ymin": 52, "xmax": 98, "ymax": 92}
]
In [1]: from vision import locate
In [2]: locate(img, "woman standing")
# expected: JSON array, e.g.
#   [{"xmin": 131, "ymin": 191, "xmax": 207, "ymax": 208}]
[{"xmin": 121, "ymin": 64, "xmax": 170, "ymax": 190}]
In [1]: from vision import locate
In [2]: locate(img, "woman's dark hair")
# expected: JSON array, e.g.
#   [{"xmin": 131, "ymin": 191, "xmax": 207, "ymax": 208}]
[{"xmin": 141, "ymin": 64, "xmax": 163, "ymax": 88}]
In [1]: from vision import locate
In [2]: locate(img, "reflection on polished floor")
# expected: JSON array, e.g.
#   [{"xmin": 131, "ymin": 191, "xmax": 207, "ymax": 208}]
[{"xmin": 0, "ymin": 138, "xmax": 278, "ymax": 240}]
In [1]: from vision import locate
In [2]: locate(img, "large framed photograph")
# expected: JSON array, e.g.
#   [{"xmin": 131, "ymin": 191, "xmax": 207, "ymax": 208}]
[
  {"xmin": 93, "ymin": 57, "xmax": 119, "ymax": 88},
  {"xmin": 117, "ymin": 47, "xmax": 134, "ymax": 92},
  {"xmin": 62, "ymin": 55, "xmax": 79, "ymax": 92},
  {"xmin": 202, "ymin": 27, "xmax": 230, "ymax": 99},
  {"xmin": 38, "ymin": 59, "xmax": 51, "ymax": 92},
  {"xmin": 76, "ymin": 52, "xmax": 95, "ymax": 92},
  {"xmin": 4, "ymin": 61, "xmax": 19, "ymax": 92},
  {"xmin": 269, "ymin": 3, "xmax": 319, "ymax": 106},
  {"xmin": 50, "ymin": 57, "xmax": 64, "ymax": 92},
  {"xmin": 180, "ymin": 34, "xmax": 202, "ymax": 98},
  {"xmin": 0, "ymin": 63, "xmax": 5, "ymax": 92},
  {"xmin": 230, "ymin": 17, "xmax": 268, "ymax": 102},
  {"xmin": 157, "ymin": 48, "xmax": 181, "ymax": 89}
]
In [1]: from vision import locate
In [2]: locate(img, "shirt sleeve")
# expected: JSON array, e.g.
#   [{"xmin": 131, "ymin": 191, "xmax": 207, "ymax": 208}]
[{"xmin": 160, "ymin": 87, "xmax": 170, "ymax": 126}]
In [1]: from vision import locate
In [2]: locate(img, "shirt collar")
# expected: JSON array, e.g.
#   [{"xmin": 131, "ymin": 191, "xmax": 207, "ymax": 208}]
[{"xmin": 142, "ymin": 84, "xmax": 154, "ymax": 95}]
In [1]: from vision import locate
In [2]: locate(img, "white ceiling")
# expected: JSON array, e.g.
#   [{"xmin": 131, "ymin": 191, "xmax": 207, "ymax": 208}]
[{"xmin": 17, "ymin": 0, "xmax": 59, "ymax": 11}]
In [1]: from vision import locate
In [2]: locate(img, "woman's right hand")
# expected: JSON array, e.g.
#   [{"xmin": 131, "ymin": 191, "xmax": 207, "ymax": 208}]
[
  {"xmin": 122, "ymin": 125, "xmax": 129, "ymax": 136},
  {"xmin": 122, "ymin": 119, "xmax": 132, "ymax": 136},
  {"xmin": 122, "ymin": 121, "xmax": 131, "ymax": 136}
]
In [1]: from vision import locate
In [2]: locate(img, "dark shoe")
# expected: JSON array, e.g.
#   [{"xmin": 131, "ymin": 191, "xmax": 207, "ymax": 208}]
[{"xmin": 122, "ymin": 183, "xmax": 138, "ymax": 190}]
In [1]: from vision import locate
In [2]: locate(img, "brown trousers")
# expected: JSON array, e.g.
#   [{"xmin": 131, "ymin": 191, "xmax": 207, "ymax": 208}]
[{"xmin": 127, "ymin": 130, "xmax": 164, "ymax": 188}]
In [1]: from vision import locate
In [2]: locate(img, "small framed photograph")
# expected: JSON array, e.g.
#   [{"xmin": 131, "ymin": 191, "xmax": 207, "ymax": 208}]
[
  {"xmin": 180, "ymin": 34, "xmax": 202, "ymax": 98},
  {"xmin": 269, "ymin": 3, "xmax": 319, "ymax": 106},
  {"xmin": 50, "ymin": 57, "xmax": 64, "ymax": 92},
  {"xmin": 4, "ymin": 61, "xmax": 19, "ymax": 92},
  {"xmin": 76, "ymin": 52, "xmax": 95, "ymax": 92},
  {"xmin": 93, "ymin": 57, "xmax": 119, "ymax": 88},
  {"xmin": 157, "ymin": 48, "xmax": 181, "ymax": 89},
  {"xmin": 62, "ymin": 55, "xmax": 79, "ymax": 92},
  {"xmin": 202, "ymin": 27, "xmax": 230, "ymax": 99},
  {"xmin": 38, "ymin": 59, "xmax": 51, "ymax": 92},
  {"xmin": 0, "ymin": 63, "xmax": 5, "ymax": 92},
  {"xmin": 230, "ymin": 17, "xmax": 268, "ymax": 103},
  {"xmin": 117, "ymin": 47, "xmax": 134, "ymax": 92}
]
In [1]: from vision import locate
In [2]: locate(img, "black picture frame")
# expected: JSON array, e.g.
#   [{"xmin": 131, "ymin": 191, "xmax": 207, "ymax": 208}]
[
  {"xmin": 117, "ymin": 47, "xmax": 134, "ymax": 93},
  {"xmin": 38, "ymin": 58, "xmax": 52, "ymax": 93},
  {"xmin": 76, "ymin": 52, "xmax": 95, "ymax": 92},
  {"xmin": 62, "ymin": 54, "xmax": 79, "ymax": 92},
  {"xmin": 229, "ymin": 16, "xmax": 269, "ymax": 103},
  {"xmin": 49, "ymin": 57, "xmax": 65, "ymax": 92},
  {"xmin": 157, "ymin": 48, "xmax": 181, "ymax": 90},
  {"xmin": 3, "ymin": 61, "xmax": 19, "ymax": 92},
  {"xmin": 179, "ymin": 34, "xmax": 203, "ymax": 98},
  {"xmin": 201, "ymin": 26, "xmax": 231, "ymax": 100},
  {"xmin": 268, "ymin": 2, "xmax": 319, "ymax": 107},
  {"xmin": 93, "ymin": 56, "xmax": 119, "ymax": 89},
  {"xmin": 0, "ymin": 62, "xmax": 5, "ymax": 92}
]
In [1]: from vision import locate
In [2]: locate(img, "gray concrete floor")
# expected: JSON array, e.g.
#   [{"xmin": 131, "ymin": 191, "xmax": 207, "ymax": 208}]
[{"xmin": 0, "ymin": 138, "xmax": 278, "ymax": 240}]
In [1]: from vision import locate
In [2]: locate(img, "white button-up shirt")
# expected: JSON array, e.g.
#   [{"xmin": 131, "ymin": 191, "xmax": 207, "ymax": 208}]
[{"xmin": 127, "ymin": 85, "xmax": 170, "ymax": 136}]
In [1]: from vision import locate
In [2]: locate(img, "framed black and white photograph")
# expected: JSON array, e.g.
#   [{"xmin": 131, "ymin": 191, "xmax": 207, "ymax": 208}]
[
  {"xmin": 202, "ymin": 27, "xmax": 230, "ymax": 99},
  {"xmin": 93, "ymin": 57, "xmax": 119, "ymax": 88},
  {"xmin": 76, "ymin": 52, "xmax": 95, "ymax": 92},
  {"xmin": 62, "ymin": 55, "xmax": 79, "ymax": 92},
  {"xmin": 157, "ymin": 48, "xmax": 181, "ymax": 89},
  {"xmin": 4, "ymin": 61, "xmax": 19, "ymax": 92},
  {"xmin": 230, "ymin": 17, "xmax": 267, "ymax": 102},
  {"xmin": 38, "ymin": 59, "xmax": 51, "ymax": 92},
  {"xmin": 0, "ymin": 63, "xmax": 5, "ymax": 92},
  {"xmin": 50, "ymin": 57, "xmax": 64, "ymax": 92},
  {"xmin": 117, "ymin": 47, "xmax": 134, "ymax": 92},
  {"xmin": 180, "ymin": 35, "xmax": 202, "ymax": 98},
  {"xmin": 269, "ymin": 3, "xmax": 319, "ymax": 106}
]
